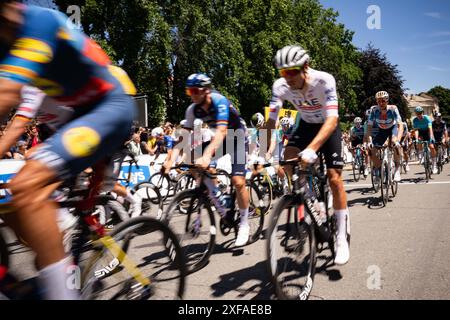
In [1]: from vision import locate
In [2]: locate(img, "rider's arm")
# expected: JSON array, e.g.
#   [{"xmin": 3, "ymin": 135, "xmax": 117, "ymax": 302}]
[
  {"xmin": 0, "ymin": 79, "xmax": 23, "ymax": 122},
  {"xmin": 203, "ymin": 125, "xmax": 227, "ymax": 160},
  {"xmin": 427, "ymin": 117, "xmax": 434, "ymax": 141},
  {"xmin": 0, "ymin": 115, "xmax": 31, "ymax": 158},
  {"xmin": 305, "ymin": 74, "xmax": 339, "ymax": 152}
]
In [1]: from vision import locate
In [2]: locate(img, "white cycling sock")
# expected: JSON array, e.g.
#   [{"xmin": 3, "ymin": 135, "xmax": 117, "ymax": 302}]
[
  {"xmin": 125, "ymin": 190, "xmax": 136, "ymax": 204},
  {"xmin": 239, "ymin": 208, "xmax": 249, "ymax": 227},
  {"xmin": 38, "ymin": 256, "xmax": 80, "ymax": 300},
  {"xmin": 335, "ymin": 209, "xmax": 350, "ymax": 241},
  {"xmin": 432, "ymin": 157, "xmax": 437, "ymax": 165}
]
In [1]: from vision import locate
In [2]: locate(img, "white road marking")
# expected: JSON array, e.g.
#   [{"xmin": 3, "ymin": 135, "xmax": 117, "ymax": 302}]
[{"xmin": 344, "ymin": 180, "xmax": 450, "ymax": 188}]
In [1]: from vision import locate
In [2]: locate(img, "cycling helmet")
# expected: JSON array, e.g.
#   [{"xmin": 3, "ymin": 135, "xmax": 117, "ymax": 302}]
[
  {"xmin": 193, "ymin": 118, "xmax": 203, "ymax": 127},
  {"xmin": 365, "ymin": 109, "xmax": 372, "ymax": 117},
  {"xmin": 250, "ymin": 113, "xmax": 265, "ymax": 128},
  {"xmin": 186, "ymin": 73, "xmax": 212, "ymax": 88},
  {"xmin": 415, "ymin": 106, "xmax": 424, "ymax": 113},
  {"xmin": 180, "ymin": 119, "xmax": 187, "ymax": 128},
  {"xmin": 354, "ymin": 117, "xmax": 362, "ymax": 124},
  {"xmin": 436, "ymin": 112, "xmax": 442, "ymax": 117},
  {"xmin": 274, "ymin": 45, "xmax": 310, "ymax": 69},
  {"xmin": 151, "ymin": 127, "xmax": 164, "ymax": 137},
  {"xmin": 375, "ymin": 91, "xmax": 389, "ymax": 99}
]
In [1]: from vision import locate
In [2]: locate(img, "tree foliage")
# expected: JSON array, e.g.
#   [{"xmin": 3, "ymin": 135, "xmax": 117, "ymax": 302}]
[
  {"xmin": 356, "ymin": 44, "xmax": 409, "ymax": 120},
  {"xmin": 51, "ymin": 1, "xmax": 392, "ymax": 127},
  {"xmin": 427, "ymin": 86, "xmax": 450, "ymax": 120}
]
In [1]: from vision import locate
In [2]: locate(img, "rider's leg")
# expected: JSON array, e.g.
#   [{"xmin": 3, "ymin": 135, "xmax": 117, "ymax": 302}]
[
  {"xmin": 9, "ymin": 160, "xmax": 78, "ymax": 300},
  {"xmin": 283, "ymin": 146, "xmax": 301, "ymax": 178}
]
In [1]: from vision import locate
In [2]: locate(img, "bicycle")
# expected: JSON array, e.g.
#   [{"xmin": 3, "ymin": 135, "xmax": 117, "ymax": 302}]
[
  {"xmin": 0, "ymin": 161, "xmax": 186, "ymax": 300},
  {"xmin": 266, "ymin": 153, "xmax": 338, "ymax": 300},
  {"xmin": 351, "ymin": 145, "xmax": 366, "ymax": 182},
  {"xmin": 415, "ymin": 140, "xmax": 432, "ymax": 182},
  {"xmin": 371, "ymin": 142, "xmax": 398, "ymax": 206},
  {"xmin": 250, "ymin": 163, "xmax": 291, "ymax": 215},
  {"xmin": 161, "ymin": 164, "xmax": 265, "ymax": 273},
  {"xmin": 435, "ymin": 142, "xmax": 445, "ymax": 174}
]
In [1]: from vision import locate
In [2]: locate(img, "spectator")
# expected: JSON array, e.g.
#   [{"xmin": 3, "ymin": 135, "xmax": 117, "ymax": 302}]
[
  {"xmin": 126, "ymin": 133, "xmax": 143, "ymax": 156},
  {"xmin": 27, "ymin": 124, "xmax": 41, "ymax": 149},
  {"xmin": 139, "ymin": 131, "xmax": 152, "ymax": 154},
  {"xmin": 13, "ymin": 140, "xmax": 27, "ymax": 159}
]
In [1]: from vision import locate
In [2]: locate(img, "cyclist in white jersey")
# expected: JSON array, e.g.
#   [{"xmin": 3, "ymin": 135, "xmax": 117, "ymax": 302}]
[
  {"xmin": 266, "ymin": 45, "xmax": 350, "ymax": 265},
  {"xmin": 0, "ymin": 86, "xmax": 73, "ymax": 158}
]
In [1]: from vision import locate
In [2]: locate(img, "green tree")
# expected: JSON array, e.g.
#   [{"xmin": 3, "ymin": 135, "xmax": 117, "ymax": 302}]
[
  {"xmin": 427, "ymin": 86, "xmax": 450, "ymax": 119},
  {"xmin": 356, "ymin": 44, "xmax": 409, "ymax": 120}
]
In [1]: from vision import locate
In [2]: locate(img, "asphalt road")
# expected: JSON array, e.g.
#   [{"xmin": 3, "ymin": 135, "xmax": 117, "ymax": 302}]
[{"xmin": 2, "ymin": 160, "xmax": 450, "ymax": 300}]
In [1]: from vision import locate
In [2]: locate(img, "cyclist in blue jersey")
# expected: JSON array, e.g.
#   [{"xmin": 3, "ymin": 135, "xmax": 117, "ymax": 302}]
[
  {"xmin": 162, "ymin": 73, "xmax": 251, "ymax": 247},
  {"xmin": 0, "ymin": 2, "xmax": 136, "ymax": 299},
  {"xmin": 365, "ymin": 91, "xmax": 404, "ymax": 182},
  {"xmin": 412, "ymin": 106, "xmax": 437, "ymax": 173},
  {"xmin": 350, "ymin": 117, "xmax": 369, "ymax": 176}
]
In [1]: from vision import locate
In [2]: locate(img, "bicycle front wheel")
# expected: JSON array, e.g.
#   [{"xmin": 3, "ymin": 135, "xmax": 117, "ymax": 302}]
[
  {"xmin": 266, "ymin": 195, "xmax": 317, "ymax": 300},
  {"xmin": 81, "ymin": 216, "xmax": 186, "ymax": 300},
  {"xmin": 162, "ymin": 189, "xmax": 216, "ymax": 274}
]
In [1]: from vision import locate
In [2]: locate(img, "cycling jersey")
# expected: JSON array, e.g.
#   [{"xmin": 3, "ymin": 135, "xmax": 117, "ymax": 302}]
[
  {"xmin": 432, "ymin": 120, "xmax": 447, "ymax": 141},
  {"xmin": 413, "ymin": 116, "xmax": 432, "ymax": 131},
  {"xmin": 268, "ymin": 68, "xmax": 339, "ymax": 124},
  {"xmin": 0, "ymin": 5, "xmax": 136, "ymax": 179},
  {"xmin": 184, "ymin": 91, "xmax": 246, "ymax": 131},
  {"xmin": 368, "ymin": 105, "xmax": 402, "ymax": 129},
  {"xmin": 15, "ymin": 86, "xmax": 74, "ymax": 132},
  {"xmin": 350, "ymin": 126, "xmax": 365, "ymax": 140},
  {"xmin": 0, "ymin": 5, "xmax": 129, "ymax": 106}
]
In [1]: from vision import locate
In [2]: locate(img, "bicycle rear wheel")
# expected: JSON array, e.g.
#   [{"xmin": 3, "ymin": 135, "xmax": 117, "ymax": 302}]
[
  {"xmin": 371, "ymin": 167, "xmax": 380, "ymax": 193},
  {"xmin": 380, "ymin": 161, "xmax": 389, "ymax": 206},
  {"xmin": 162, "ymin": 189, "xmax": 216, "ymax": 274},
  {"xmin": 133, "ymin": 182, "xmax": 163, "ymax": 218},
  {"xmin": 81, "ymin": 216, "xmax": 186, "ymax": 300},
  {"xmin": 352, "ymin": 157, "xmax": 360, "ymax": 182},
  {"xmin": 266, "ymin": 195, "xmax": 317, "ymax": 300},
  {"xmin": 149, "ymin": 173, "xmax": 172, "ymax": 201}
]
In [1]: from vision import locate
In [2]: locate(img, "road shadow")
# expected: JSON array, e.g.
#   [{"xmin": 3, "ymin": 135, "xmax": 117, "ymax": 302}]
[
  {"xmin": 347, "ymin": 194, "xmax": 385, "ymax": 209},
  {"xmin": 401, "ymin": 177, "xmax": 427, "ymax": 184},
  {"xmin": 315, "ymin": 254, "xmax": 343, "ymax": 282},
  {"xmin": 210, "ymin": 260, "xmax": 274, "ymax": 300},
  {"xmin": 346, "ymin": 187, "xmax": 374, "ymax": 195}
]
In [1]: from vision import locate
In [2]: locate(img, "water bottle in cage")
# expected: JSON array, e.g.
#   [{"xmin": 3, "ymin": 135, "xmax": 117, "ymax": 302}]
[
  {"xmin": 204, "ymin": 176, "xmax": 229, "ymax": 217},
  {"xmin": 299, "ymin": 175, "xmax": 330, "ymax": 241}
]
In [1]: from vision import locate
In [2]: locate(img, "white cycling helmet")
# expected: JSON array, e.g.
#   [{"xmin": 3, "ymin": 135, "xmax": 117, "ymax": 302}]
[
  {"xmin": 193, "ymin": 118, "xmax": 203, "ymax": 127},
  {"xmin": 354, "ymin": 117, "xmax": 362, "ymax": 124},
  {"xmin": 151, "ymin": 127, "xmax": 164, "ymax": 137},
  {"xmin": 250, "ymin": 113, "xmax": 265, "ymax": 128},
  {"xmin": 180, "ymin": 119, "xmax": 187, "ymax": 128},
  {"xmin": 274, "ymin": 45, "xmax": 310, "ymax": 69},
  {"xmin": 365, "ymin": 109, "xmax": 372, "ymax": 117},
  {"xmin": 375, "ymin": 91, "xmax": 389, "ymax": 99}
]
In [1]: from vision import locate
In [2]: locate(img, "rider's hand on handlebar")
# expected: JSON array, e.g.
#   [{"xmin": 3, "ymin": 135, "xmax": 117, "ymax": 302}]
[{"xmin": 299, "ymin": 148, "xmax": 318, "ymax": 164}]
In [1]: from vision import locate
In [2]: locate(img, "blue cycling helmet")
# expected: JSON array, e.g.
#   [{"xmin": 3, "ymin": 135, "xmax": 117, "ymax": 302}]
[
  {"xmin": 415, "ymin": 106, "xmax": 424, "ymax": 113},
  {"xmin": 186, "ymin": 73, "xmax": 212, "ymax": 88}
]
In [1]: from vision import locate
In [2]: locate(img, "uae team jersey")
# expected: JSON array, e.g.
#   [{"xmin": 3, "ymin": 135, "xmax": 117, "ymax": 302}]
[
  {"xmin": 268, "ymin": 68, "xmax": 339, "ymax": 124},
  {"xmin": 0, "ymin": 5, "xmax": 128, "ymax": 107}
]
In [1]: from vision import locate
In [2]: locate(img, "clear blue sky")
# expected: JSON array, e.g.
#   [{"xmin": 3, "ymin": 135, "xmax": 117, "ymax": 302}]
[{"xmin": 320, "ymin": 0, "xmax": 450, "ymax": 94}]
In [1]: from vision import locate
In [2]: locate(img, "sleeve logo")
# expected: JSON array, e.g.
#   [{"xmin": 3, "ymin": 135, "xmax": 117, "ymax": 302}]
[{"xmin": 11, "ymin": 38, "xmax": 53, "ymax": 64}]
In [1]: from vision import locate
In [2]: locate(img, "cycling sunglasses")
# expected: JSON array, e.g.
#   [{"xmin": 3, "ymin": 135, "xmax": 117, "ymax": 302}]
[
  {"xmin": 279, "ymin": 67, "xmax": 303, "ymax": 77},
  {"xmin": 185, "ymin": 87, "xmax": 205, "ymax": 96}
]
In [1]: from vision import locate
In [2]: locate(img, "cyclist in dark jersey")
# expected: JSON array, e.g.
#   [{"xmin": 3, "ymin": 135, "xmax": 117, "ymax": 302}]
[
  {"xmin": 163, "ymin": 73, "xmax": 251, "ymax": 247},
  {"xmin": 0, "ymin": 2, "xmax": 135, "ymax": 299}
]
